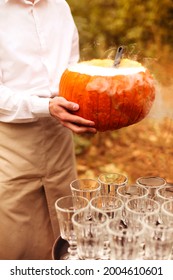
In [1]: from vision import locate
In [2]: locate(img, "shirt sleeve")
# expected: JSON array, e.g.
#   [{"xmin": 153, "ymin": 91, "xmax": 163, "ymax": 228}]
[
  {"xmin": 0, "ymin": 68, "xmax": 50, "ymax": 123},
  {"xmin": 68, "ymin": 25, "xmax": 80, "ymax": 66}
]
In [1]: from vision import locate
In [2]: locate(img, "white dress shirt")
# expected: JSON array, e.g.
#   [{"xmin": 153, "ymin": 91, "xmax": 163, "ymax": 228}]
[{"xmin": 0, "ymin": 0, "xmax": 79, "ymax": 122}]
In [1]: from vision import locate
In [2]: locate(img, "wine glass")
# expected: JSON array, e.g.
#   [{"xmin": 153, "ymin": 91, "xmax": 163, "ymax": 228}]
[
  {"xmin": 117, "ymin": 184, "xmax": 149, "ymax": 203},
  {"xmin": 155, "ymin": 183, "xmax": 173, "ymax": 205},
  {"xmin": 98, "ymin": 172, "xmax": 128, "ymax": 196},
  {"xmin": 161, "ymin": 199, "xmax": 173, "ymax": 259},
  {"xmin": 72, "ymin": 207, "xmax": 108, "ymax": 260},
  {"xmin": 55, "ymin": 195, "xmax": 89, "ymax": 260},
  {"xmin": 90, "ymin": 195, "xmax": 124, "ymax": 219},
  {"xmin": 125, "ymin": 197, "xmax": 160, "ymax": 223},
  {"xmin": 90, "ymin": 195, "xmax": 124, "ymax": 259},
  {"xmin": 136, "ymin": 176, "xmax": 166, "ymax": 199},
  {"xmin": 161, "ymin": 199, "xmax": 173, "ymax": 226},
  {"xmin": 70, "ymin": 178, "xmax": 101, "ymax": 201},
  {"xmin": 142, "ymin": 212, "xmax": 173, "ymax": 260},
  {"xmin": 117, "ymin": 184, "xmax": 149, "ymax": 225},
  {"xmin": 107, "ymin": 217, "xmax": 144, "ymax": 260},
  {"xmin": 125, "ymin": 197, "xmax": 160, "ymax": 258}
]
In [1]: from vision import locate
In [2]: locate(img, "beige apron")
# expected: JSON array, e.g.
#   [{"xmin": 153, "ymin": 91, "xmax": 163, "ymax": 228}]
[{"xmin": 0, "ymin": 117, "xmax": 77, "ymax": 260}]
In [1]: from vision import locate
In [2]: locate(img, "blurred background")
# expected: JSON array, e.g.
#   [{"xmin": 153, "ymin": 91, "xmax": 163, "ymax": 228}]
[{"xmin": 66, "ymin": 0, "xmax": 173, "ymax": 183}]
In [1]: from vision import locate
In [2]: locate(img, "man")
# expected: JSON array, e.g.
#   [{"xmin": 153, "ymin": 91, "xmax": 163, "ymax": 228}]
[{"xmin": 0, "ymin": 0, "xmax": 96, "ymax": 260}]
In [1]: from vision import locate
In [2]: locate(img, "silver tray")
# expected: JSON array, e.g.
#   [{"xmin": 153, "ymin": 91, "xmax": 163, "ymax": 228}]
[{"xmin": 52, "ymin": 236, "xmax": 69, "ymax": 260}]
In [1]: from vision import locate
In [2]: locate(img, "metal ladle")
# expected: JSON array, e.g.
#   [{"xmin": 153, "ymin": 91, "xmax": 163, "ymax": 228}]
[{"xmin": 113, "ymin": 46, "xmax": 124, "ymax": 67}]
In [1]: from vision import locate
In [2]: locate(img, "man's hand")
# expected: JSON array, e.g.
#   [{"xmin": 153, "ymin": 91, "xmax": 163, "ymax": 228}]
[{"xmin": 49, "ymin": 96, "xmax": 97, "ymax": 134}]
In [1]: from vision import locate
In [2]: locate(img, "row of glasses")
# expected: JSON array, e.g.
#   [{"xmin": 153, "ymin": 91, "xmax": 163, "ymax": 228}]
[
  {"xmin": 117, "ymin": 176, "xmax": 173, "ymax": 260},
  {"xmin": 71, "ymin": 197, "xmax": 171, "ymax": 260},
  {"xmin": 54, "ymin": 174, "xmax": 173, "ymax": 260},
  {"xmin": 70, "ymin": 173, "xmax": 128, "ymax": 259},
  {"xmin": 107, "ymin": 208, "xmax": 173, "ymax": 260},
  {"xmin": 106, "ymin": 197, "xmax": 173, "ymax": 260},
  {"xmin": 54, "ymin": 195, "xmax": 89, "ymax": 260},
  {"xmin": 54, "ymin": 173, "xmax": 127, "ymax": 260},
  {"xmin": 118, "ymin": 177, "xmax": 173, "ymax": 260},
  {"xmin": 55, "ymin": 178, "xmax": 102, "ymax": 260}
]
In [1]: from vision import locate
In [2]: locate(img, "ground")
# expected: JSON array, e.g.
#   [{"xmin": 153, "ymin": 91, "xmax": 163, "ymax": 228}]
[{"xmin": 75, "ymin": 80, "xmax": 173, "ymax": 185}]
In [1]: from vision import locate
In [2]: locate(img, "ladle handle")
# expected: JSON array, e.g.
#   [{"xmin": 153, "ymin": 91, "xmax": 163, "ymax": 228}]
[{"xmin": 113, "ymin": 46, "xmax": 124, "ymax": 67}]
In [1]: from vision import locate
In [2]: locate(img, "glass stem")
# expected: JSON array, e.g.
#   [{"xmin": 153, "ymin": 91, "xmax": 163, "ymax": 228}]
[{"xmin": 67, "ymin": 240, "xmax": 78, "ymax": 259}]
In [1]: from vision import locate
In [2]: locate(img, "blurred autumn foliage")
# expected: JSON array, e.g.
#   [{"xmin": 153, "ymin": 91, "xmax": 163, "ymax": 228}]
[
  {"xmin": 66, "ymin": 0, "xmax": 173, "ymax": 183},
  {"xmin": 67, "ymin": 0, "xmax": 172, "ymax": 63}
]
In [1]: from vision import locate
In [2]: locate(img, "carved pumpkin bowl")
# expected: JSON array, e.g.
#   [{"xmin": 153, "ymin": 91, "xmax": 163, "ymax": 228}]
[{"xmin": 59, "ymin": 58, "xmax": 156, "ymax": 132}]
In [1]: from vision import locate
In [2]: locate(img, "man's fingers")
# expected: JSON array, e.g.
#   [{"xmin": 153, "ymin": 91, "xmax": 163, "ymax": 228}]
[
  {"xmin": 59, "ymin": 110, "xmax": 95, "ymax": 127},
  {"xmin": 61, "ymin": 121, "xmax": 97, "ymax": 134},
  {"xmin": 57, "ymin": 96, "xmax": 79, "ymax": 111}
]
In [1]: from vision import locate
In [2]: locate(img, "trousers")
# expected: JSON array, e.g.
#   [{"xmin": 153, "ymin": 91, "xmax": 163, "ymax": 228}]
[{"xmin": 0, "ymin": 117, "xmax": 77, "ymax": 259}]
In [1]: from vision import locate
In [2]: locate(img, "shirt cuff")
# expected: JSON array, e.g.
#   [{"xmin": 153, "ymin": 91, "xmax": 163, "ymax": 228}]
[{"xmin": 31, "ymin": 96, "xmax": 50, "ymax": 117}]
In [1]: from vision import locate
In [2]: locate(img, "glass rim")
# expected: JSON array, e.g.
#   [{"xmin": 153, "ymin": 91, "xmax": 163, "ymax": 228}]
[
  {"xmin": 117, "ymin": 184, "xmax": 149, "ymax": 197},
  {"xmin": 55, "ymin": 195, "xmax": 89, "ymax": 213},
  {"xmin": 72, "ymin": 208, "xmax": 108, "ymax": 227},
  {"xmin": 90, "ymin": 195, "xmax": 124, "ymax": 204},
  {"xmin": 155, "ymin": 184, "xmax": 173, "ymax": 199},
  {"xmin": 125, "ymin": 197, "xmax": 160, "ymax": 213},
  {"xmin": 98, "ymin": 172, "xmax": 128, "ymax": 185},
  {"xmin": 89, "ymin": 195, "xmax": 124, "ymax": 211},
  {"xmin": 70, "ymin": 178, "xmax": 101, "ymax": 192},
  {"xmin": 136, "ymin": 176, "xmax": 166, "ymax": 188},
  {"xmin": 161, "ymin": 199, "xmax": 173, "ymax": 216},
  {"xmin": 107, "ymin": 219, "xmax": 144, "ymax": 237},
  {"xmin": 143, "ymin": 213, "xmax": 173, "ymax": 232}
]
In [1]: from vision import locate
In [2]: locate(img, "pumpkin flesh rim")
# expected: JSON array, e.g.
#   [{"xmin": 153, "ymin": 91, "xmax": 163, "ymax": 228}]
[
  {"xmin": 68, "ymin": 63, "xmax": 146, "ymax": 77},
  {"xmin": 68, "ymin": 59, "xmax": 146, "ymax": 77}
]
